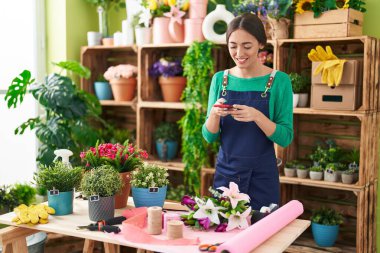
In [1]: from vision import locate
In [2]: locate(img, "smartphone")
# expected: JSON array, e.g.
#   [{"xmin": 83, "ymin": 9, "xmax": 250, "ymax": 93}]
[{"xmin": 213, "ymin": 104, "xmax": 233, "ymax": 109}]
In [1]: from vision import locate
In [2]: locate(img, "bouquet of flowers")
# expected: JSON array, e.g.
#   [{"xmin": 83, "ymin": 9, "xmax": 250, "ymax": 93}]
[
  {"xmin": 142, "ymin": 0, "xmax": 189, "ymax": 18},
  {"xmin": 149, "ymin": 57, "xmax": 183, "ymax": 78},
  {"xmin": 180, "ymin": 182, "xmax": 252, "ymax": 232},
  {"xmin": 294, "ymin": 0, "xmax": 366, "ymax": 18},
  {"xmin": 80, "ymin": 141, "xmax": 149, "ymax": 173}
]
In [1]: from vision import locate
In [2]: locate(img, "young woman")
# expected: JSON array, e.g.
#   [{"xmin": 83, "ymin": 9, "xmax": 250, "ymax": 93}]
[{"xmin": 202, "ymin": 13, "xmax": 293, "ymax": 210}]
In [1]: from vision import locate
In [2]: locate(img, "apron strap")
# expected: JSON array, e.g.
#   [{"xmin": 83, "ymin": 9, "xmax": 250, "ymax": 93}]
[
  {"xmin": 222, "ymin": 69, "xmax": 229, "ymax": 97},
  {"xmin": 261, "ymin": 70, "xmax": 278, "ymax": 98}
]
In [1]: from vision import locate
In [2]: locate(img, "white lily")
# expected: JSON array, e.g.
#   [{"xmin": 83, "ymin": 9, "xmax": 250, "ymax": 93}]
[
  {"xmin": 218, "ymin": 182, "xmax": 250, "ymax": 209},
  {"xmin": 221, "ymin": 207, "xmax": 252, "ymax": 231},
  {"xmin": 193, "ymin": 198, "xmax": 223, "ymax": 225},
  {"xmin": 139, "ymin": 8, "xmax": 152, "ymax": 28}
]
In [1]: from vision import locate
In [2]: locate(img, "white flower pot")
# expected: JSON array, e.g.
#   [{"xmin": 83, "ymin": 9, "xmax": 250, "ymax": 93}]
[
  {"xmin": 202, "ymin": 5, "xmax": 234, "ymax": 44},
  {"xmin": 293, "ymin": 93, "xmax": 299, "ymax": 108},
  {"xmin": 310, "ymin": 171, "xmax": 323, "ymax": 180},
  {"xmin": 297, "ymin": 169, "xmax": 309, "ymax": 179},
  {"xmin": 298, "ymin": 93, "xmax": 309, "ymax": 107},
  {"xmin": 284, "ymin": 168, "xmax": 296, "ymax": 177},
  {"xmin": 135, "ymin": 27, "xmax": 151, "ymax": 46}
]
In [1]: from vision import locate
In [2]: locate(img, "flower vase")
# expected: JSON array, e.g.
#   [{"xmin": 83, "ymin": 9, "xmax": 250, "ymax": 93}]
[
  {"xmin": 135, "ymin": 27, "xmax": 151, "ymax": 46},
  {"xmin": 132, "ymin": 186, "xmax": 167, "ymax": 207},
  {"xmin": 267, "ymin": 17, "xmax": 290, "ymax": 39},
  {"xmin": 202, "ymin": 5, "xmax": 235, "ymax": 44},
  {"xmin": 158, "ymin": 76, "xmax": 186, "ymax": 102},
  {"xmin": 97, "ymin": 6, "xmax": 108, "ymax": 38},
  {"xmin": 110, "ymin": 77, "xmax": 137, "ymax": 101},
  {"xmin": 189, "ymin": 0, "xmax": 208, "ymax": 19},
  {"xmin": 184, "ymin": 19, "xmax": 205, "ymax": 44},
  {"xmin": 115, "ymin": 171, "xmax": 132, "ymax": 209},
  {"xmin": 153, "ymin": 17, "xmax": 175, "ymax": 44}
]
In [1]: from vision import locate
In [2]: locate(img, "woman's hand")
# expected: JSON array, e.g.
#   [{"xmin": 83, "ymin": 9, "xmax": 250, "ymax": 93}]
[
  {"xmin": 210, "ymin": 98, "xmax": 231, "ymax": 118},
  {"xmin": 229, "ymin": 104, "xmax": 262, "ymax": 122}
]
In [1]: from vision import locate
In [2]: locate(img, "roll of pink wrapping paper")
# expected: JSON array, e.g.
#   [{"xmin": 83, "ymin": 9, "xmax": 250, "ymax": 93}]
[{"xmin": 216, "ymin": 200, "xmax": 304, "ymax": 253}]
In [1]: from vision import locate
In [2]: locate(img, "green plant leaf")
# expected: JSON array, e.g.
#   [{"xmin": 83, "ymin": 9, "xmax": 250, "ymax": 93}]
[
  {"xmin": 15, "ymin": 117, "xmax": 41, "ymax": 135},
  {"xmin": 53, "ymin": 61, "xmax": 91, "ymax": 79},
  {"xmin": 4, "ymin": 70, "xmax": 35, "ymax": 108}
]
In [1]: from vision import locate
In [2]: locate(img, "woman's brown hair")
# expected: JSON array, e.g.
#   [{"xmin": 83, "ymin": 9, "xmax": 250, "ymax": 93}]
[{"xmin": 226, "ymin": 13, "xmax": 267, "ymax": 45}]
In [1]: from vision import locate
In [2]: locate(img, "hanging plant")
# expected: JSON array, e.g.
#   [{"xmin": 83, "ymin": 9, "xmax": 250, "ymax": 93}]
[{"xmin": 180, "ymin": 41, "xmax": 216, "ymax": 195}]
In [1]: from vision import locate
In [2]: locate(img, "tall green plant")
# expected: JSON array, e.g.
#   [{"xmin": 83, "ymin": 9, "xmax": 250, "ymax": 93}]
[
  {"xmin": 4, "ymin": 61, "xmax": 105, "ymax": 166},
  {"xmin": 180, "ymin": 41, "xmax": 216, "ymax": 195}
]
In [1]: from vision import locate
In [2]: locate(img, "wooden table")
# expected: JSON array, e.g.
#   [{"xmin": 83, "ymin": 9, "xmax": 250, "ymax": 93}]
[{"xmin": 0, "ymin": 199, "xmax": 310, "ymax": 253}]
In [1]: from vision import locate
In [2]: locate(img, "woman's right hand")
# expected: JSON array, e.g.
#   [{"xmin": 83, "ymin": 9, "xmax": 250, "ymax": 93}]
[{"xmin": 211, "ymin": 98, "xmax": 230, "ymax": 118}]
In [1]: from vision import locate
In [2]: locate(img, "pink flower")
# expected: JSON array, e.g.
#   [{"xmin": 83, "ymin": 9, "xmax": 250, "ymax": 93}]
[
  {"xmin": 181, "ymin": 195, "xmax": 196, "ymax": 210},
  {"xmin": 218, "ymin": 182, "xmax": 250, "ymax": 209},
  {"xmin": 80, "ymin": 152, "xmax": 86, "ymax": 159},
  {"xmin": 198, "ymin": 217, "xmax": 211, "ymax": 230}
]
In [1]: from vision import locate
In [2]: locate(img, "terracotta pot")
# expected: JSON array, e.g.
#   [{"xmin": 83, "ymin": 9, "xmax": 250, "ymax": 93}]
[
  {"xmin": 158, "ymin": 76, "xmax": 186, "ymax": 102},
  {"xmin": 102, "ymin": 38, "xmax": 114, "ymax": 46},
  {"xmin": 115, "ymin": 171, "xmax": 132, "ymax": 209},
  {"xmin": 110, "ymin": 77, "xmax": 137, "ymax": 101}
]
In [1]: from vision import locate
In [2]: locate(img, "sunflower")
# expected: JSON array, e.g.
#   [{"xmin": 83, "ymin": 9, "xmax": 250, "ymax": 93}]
[
  {"xmin": 295, "ymin": 0, "xmax": 315, "ymax": 14},
  {"xmin": 336, "ymin": 0, "xmax": 349, "ymax": 9}
]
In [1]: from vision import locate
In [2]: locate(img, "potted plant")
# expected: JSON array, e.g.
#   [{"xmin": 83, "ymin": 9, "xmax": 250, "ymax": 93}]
[
  {"xmin": 296, "ymin": 164, "xmax": 309, "ymax": 179},
  {"xmin": 94, "ymin": 74, "xmax": 113, "ymax": 100},
  {"xmin": 131, "ymin": 9, "xmax": 152, "ymax": 46},
  {"xmin": 5, "ymin": 61, "xmax": 103, "ymax": 166},
  {"xmin": 131, "ymin": 164, "xmax": 169, "ymax": 207},
  {"xmin": 311, "ymin": 207, "xmax": 344, "ymax": 247},
  {"xmin": 81, "ymin": 165, "xmax": 122, "ymax": 221},
  {"xmin": 289, "ymin": 72, "xmax": 310, "ymax": 107},
  {"xmin": 266, "ymin": 0, "xmax": 292, "ymax": 39},
  {"xmin": 324, "ymin": 163, "xmax": 339, "ymax": 182},
  {"xmin": 34, "ymin": 161, "xmax": 82, "ymax": 215},
  {"xmin": 346, "ymin": 149, "xmax": 360, "ymax": 182},
  {"xmin": 342, "ymin": 168, "xmax": 356, "ymax": 184},
  {"xmin": 149, "ymin": 57, "xmax": 186, "ymax": 102},
  {"xmin": 154, "ymin": 122, "xmax": 180, "ymax": 161},
  {"xmin": 104, "ymin": 64, "xmax": 138, "ymax": 101},
  {"xmin": 284, "ymin": 160, "xmax": 297, "ymax": 177},
  {"xmin": 80, "ymin": 141, "xmax": 149, "ymax": 209},
  {"xmin": 309, "ymin": 165, "xmax": 324, "ymax": 181}
]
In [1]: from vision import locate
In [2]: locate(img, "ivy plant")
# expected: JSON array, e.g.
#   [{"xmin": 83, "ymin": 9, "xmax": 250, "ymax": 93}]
[
  {"xmin": 4, "ymin": 61, "xmax": 106, "ymax": 166},
  {"xmin": 180, "ymin": 41, "xmax": 216, "ymax": 195}
]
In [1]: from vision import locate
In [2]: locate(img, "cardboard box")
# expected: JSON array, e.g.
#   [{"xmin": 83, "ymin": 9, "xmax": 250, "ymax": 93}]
[
  {"xmin": 294, "ymin": 9, "xmax": 363, "ymax": 39},
  {"xmin": 311, "ymin": 60, "xmax": 362, "ymax": 110}
]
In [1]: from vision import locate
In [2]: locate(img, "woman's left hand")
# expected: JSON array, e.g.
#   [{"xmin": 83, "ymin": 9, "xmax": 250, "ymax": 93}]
[{"xmin": 229, "ymin": 104, "xmax": 262, "ymax": 122}]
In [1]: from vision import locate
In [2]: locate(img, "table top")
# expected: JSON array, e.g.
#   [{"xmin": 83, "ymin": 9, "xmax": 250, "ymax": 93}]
[{"xmin": 0, "ymin": 199, "xmax": 310, "ymax": 253}]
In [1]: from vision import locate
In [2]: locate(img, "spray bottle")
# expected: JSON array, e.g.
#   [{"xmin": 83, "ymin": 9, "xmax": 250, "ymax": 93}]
[{"xmin": 53, "ymin": 149, "xmax": 73, "ymax": 168}]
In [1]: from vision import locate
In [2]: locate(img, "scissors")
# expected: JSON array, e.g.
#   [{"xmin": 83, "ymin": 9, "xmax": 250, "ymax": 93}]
[{"xmin": 198, "ymin": 243, "xmax": 221, "ymax": 252}]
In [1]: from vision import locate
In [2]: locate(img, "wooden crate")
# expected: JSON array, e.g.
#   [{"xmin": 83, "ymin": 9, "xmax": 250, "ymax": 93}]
[
  {"xmin": 80, "ymin": 46, "xmax": 138, "ymax": 95},
  {"xmin": 137, "ymin": 107, "xmax": 184, "ymax": 159},
  {"xmin": 277, "ymin": 37, "xmax": 380, "ymax": 112},
  {"xmin": 294, "ymin": 9, "xmax": 363, "ymax": 39}
]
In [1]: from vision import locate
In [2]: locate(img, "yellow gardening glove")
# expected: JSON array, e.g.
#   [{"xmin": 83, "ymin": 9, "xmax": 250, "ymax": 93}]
[{"xmin": 308, "ymin": 45, "xmax": 346, "ymax": 87}]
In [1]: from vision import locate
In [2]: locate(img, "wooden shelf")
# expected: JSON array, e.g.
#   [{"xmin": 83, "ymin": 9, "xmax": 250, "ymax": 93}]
[
  {"xmin": 293, "ymin": 107, "xmax": 368, "ymax": 118},
  {"xmin": 146, "ymin": 159, "xmax": 185, "ymax": 172},
  {"xmin": 100, "ymin": 100, "xmax": 134, "ymax": 106},
  {"xmin": 82, "ymin": 45, "xmax": 138, "ymax": 52},
  {"xmin": 139, "ymin": 40, "xmax": 275, "ymax": 49},
  {"xmin": 138, "ymin": 101, "xmax": 186, "ymax": 109},
  {"xmin": 278, "ymin": 36, "xmax": 369, "ymax": 45},
  {"xmin": 280, "ymin": 176, "xmax": 365, "ymax": 192}
]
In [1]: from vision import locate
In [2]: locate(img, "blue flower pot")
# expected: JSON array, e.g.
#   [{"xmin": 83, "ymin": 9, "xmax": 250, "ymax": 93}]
[
  {"xmin": 48, "ymin": 190, "xmax": 73, "ymax": 215},
  {"xmin": 132, "ymin": 186, "xmax": 167, "ymax": 207},
  {"xmin": 94, "ymin": 81, "xmax": 113, "ymax": 100},
  {"xmin": 312, "ymin": 222, "xmax": 340, "ymax": 247},
  {"xmin": 156, "ymin": 140, "xmax": 178, "ymax": 161}
]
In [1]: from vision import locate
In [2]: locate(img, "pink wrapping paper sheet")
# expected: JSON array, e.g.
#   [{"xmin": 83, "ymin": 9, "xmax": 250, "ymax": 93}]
[
  {"xmin": 216, "ymin": 200, "xmax": 304, "ymax": 253},
  {"xmin": 109, "ymin": 200, "xmax": 304, "ymax": 253}
]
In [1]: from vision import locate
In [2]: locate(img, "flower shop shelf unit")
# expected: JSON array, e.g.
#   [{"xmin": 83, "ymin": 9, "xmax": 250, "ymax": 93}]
[
  {"xmin": 277, "ymin": 36, "xmax": 380, "ymax": 112},
  {"xmin": 293, "ymin": 9, "xmax": 363, "ymax": 39},
  {"xmin": 80, "ymin": 46, "xmax": 138, "ymax": 97}
]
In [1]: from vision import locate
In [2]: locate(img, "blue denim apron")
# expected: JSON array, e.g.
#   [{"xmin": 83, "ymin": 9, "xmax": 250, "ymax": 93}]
[{"xmin": 213, "ymin": 69, "xmax": 280, "ymax": 210}]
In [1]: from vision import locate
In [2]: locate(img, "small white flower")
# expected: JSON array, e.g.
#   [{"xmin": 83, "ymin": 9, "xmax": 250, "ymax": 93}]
[{"xmin": 221, "ymin": 207, "xmax": 251, "ymax": 231}]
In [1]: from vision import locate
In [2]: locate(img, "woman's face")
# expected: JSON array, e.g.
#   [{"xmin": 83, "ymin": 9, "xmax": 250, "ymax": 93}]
[{"xmin": 228, "ymin": 29, "xmax": 263, "ymax": 69}]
